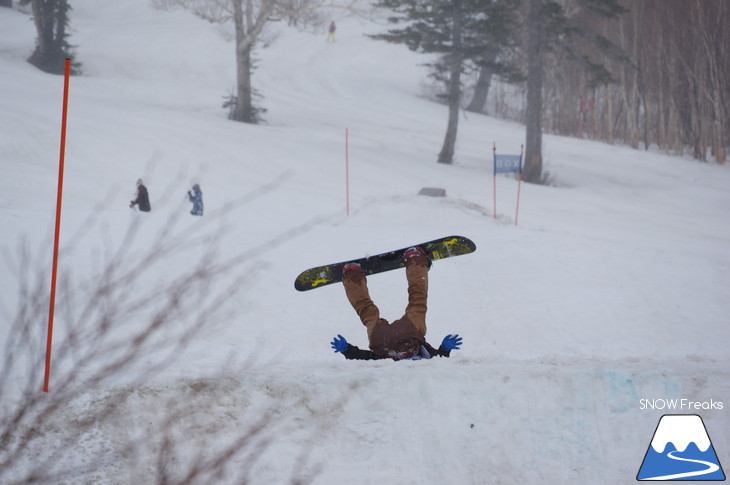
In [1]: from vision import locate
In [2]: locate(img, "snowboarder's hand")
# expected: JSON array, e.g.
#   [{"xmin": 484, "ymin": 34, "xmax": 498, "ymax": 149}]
[
  {"xmin": 330, "ymin": 334, "xmax": 348, "ymax": 353},
  {"xmin": 441, "ymin": 334, "xmax": 462, "ymax": 351}
]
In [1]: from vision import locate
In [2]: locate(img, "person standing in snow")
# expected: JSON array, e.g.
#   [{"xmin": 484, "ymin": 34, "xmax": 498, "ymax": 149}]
[
  {"xmin": 187, "ymin": 184, "xmax": 204, "ymax": 216},
  {"xmin": 326, "ymin": 21, "xmax": 336, "ymax": 42},
  {"xmin": 130, "ymin": 178, "xmax": 151, "ymax": 212},
  {"xmin": 330, "ymin": 246, "xmax": 462, "ymax": 360}
]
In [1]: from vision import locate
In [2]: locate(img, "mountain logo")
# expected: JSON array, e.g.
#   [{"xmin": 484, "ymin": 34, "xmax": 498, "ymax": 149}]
[{"xmin": 637, "ymin": 414, "xmax": 726, "ymax": 481}]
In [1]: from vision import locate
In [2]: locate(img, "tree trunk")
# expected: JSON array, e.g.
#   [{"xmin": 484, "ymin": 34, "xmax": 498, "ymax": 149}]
[
  {"xmin": 523, "ymin": 0, "xmax": 543, "ymax": 183},
  {"xmin": 605, "ymin": 85, "xmax": 614, "ymax": 145},
  {"xmin": 466, "ymin": 63, "xmax": 494, "ymax": 114},
  {"xmin": 55, "ymin": 0, "xmax": 67, "ymax": 51},
  {"xmin": 232, "ymin": 0, "xmax": 252, "ymax": 122},
  {"xmin": 28, "ymin": 0, "xmax": 49, "ymax": 66},
  {"xmin": 27, "ymin": 0, "xmax": 71, "ymax": 74},
  {"xmin": 437, "ymin": 0, "xmax": 463, "ymax": 165},
  {"xmin": 701, "ymin": 2, "xmax": 727, "ymax": 163},
  {"xmin": 231, "ymin": 0, "xmax": 274, "ymax": 123},
  {"xmin": 234, "ymin": 43, "xmax": 255, "ymax": 123}
]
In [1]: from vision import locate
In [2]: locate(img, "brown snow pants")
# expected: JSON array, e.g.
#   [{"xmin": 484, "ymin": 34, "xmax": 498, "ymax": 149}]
[{"xmin": 343, "ymin": 257, "xmax": 429, "ymax": 341}]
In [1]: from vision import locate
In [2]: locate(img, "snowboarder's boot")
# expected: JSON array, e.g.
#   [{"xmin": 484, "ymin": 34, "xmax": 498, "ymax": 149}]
[
  {"xmin": 403, "ymin": 246, "xmax": 431, "ymax": 268},
  {"xmin": 342, "ymin": 262, "xmax": 365, "ymax": 282}
]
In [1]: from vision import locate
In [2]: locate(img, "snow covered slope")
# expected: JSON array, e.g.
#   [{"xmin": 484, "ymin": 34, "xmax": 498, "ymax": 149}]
[{"xmin": 1, "ymin": 1, "xmax": 728, "ymax": 483}]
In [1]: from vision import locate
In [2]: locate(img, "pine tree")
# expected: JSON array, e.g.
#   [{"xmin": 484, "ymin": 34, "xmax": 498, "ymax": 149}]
[
  {"xmin": 21, "ymin": 0, "xmax": 79, "ymax": 74},
  {"xmin": 371, "ymin": 0, "xmax": 519, "ymax": 165}
]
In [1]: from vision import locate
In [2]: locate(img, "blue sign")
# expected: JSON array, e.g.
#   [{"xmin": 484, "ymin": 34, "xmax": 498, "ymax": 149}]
[{"xmin": 494, "ymin": 154, "xmax": 522, "ymax": 174}]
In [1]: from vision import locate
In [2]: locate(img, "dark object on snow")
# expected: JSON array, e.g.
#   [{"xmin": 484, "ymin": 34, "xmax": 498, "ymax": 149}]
[
  {"xmin": 130, "ymin": 179, "xmax": 151, "ymax": 212},
  {"xmin": 187, "ymin": 184, "xmax": 204, "ymax": 216},
  {"xmin": 418, "ymin": 187, "xmax": 446, "ymax": 197}
]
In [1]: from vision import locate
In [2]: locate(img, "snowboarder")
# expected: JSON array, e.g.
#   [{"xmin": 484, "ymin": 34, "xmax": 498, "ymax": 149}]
[
  {"xmin": 129, "ymin": 178, "xmax": 151, "ymax": 212},
  {"xmin": 330, "ymin": 246, "xmax": 462, "ymax": 360},
  {"xmin": 326, "ymin": 21, "xmax": 336, "ymax": 42},
  {"xmin": 187, "ymin": 184, "xmax": 203, "ymax": 216}
]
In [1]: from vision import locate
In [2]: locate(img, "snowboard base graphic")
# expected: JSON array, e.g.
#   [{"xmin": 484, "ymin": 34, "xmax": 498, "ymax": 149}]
[{"xmin": 294, "ymin": 235, "xmax": 476, "ymax": 291}]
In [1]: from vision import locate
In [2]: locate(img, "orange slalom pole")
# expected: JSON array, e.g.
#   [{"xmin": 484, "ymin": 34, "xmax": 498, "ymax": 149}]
[
  {"xmin": 492, "ymin": 142, "xmax": 497, "ymax": 219},
  {"xmin": 493, "ymin": 175, "xmax": 497, "ymax": 219},
  {"xmin": 44, "ymin": 58, "xmax": 71, "ymax": 393},
  {"xmin": 514, "ymin": 145, "xmax": 524, "ymax": 226},
  {"xmin": 514, "ymin": 172, "xmax": 522, "ymax": 226}
]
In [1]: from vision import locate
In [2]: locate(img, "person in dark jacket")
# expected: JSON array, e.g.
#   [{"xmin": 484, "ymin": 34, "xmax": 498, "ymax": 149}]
[
  {"xmin": 130, "ymin": 179, "xmax": 151, "ymax": 212},
  {"xmin": 187, "ymin": 184, "xmax": 204, "ymax": 216},
  {"xmin": 330, "ymin": 246, "xmax": 462, "ymax": 361}
]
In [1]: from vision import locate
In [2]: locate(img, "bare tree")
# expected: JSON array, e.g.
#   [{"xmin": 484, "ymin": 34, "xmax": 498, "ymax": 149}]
[
  {"xmin": 0, "ymin": 194, "xmax": 336, "ymax": 484},
  {"xmin": 155, "ymin": 0, "xmax": 369, "ymax": 123},
  {"xmin": 533, "ymin": 0, "xmax": 728, "ymax": 164},
  {"xmin": 232, "ymin": 0, "xmax": 276, "ymax": 123},
  {"xmin": 522, "ymin": 0, "xmax": 625, "ymax": 183}
]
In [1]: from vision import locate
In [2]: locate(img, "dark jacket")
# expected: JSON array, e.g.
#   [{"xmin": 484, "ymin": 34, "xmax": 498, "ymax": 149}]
[
  {"xmin": 368, "ymin": 317, "xmax": 425, "ymax": 359},
  {"xmin": 132, "ymin": 185, "xmax": 151, "ymax": 212},
  {"xmin": 341, "ymin": 341, "xmax": 451, "ymax": 361}
]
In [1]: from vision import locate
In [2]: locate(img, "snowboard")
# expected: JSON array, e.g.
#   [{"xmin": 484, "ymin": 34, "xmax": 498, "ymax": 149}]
[{"xmin": 294, "ymin": 235, "xmax": 476, "ymax": 291}]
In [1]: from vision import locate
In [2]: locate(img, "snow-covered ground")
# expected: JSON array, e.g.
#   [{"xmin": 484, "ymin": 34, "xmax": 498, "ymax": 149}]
[{"xmin": 1, "ymin": 1, "xmax": 728, "ymax": 483}]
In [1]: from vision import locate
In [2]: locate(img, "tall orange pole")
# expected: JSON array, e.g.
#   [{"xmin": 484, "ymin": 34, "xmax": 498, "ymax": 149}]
[
  {"xmin": 514, "ymin": 145, "xmax": 524, "ymax": 226},
  {"xmin": 44, "ymin": 58, "xmax": 71, "ymax": 393},
  {"xmin": 492, "ymin": 142, "xmax": 497, "ymax": 219}
]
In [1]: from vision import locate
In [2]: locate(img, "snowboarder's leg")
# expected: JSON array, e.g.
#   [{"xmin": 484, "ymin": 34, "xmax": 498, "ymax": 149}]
[
  {"xmin": 343, "ymin": 270, "xmax": 387, "ymax": 338},
  {"xmin": 404, "ymin": 257, "xmax": 429, "ymax": 336}
]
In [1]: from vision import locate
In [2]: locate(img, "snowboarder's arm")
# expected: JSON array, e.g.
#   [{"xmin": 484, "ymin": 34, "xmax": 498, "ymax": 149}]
[
  {"xmin": 422, "ymin": 334, "xmax": 463, "ymax": 358},
  {"xmin": 437, "ymin": 334, "xmax": 462, "ymax": 357},
  {"xmin": 420, "ymin": 341, "xmax": 449, "ymax": 358},
  {"xmin": 341, "ymin": 344, "xmax": 385, "ymax": 360},
  {"xmin": 331, "ymin": 335, "xmax": 384, "ymax": 360}
]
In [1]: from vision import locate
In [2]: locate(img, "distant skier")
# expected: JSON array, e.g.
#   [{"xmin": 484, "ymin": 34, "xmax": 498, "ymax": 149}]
[
  {"xmin": 326, "ymin": 21, "xmax": 336, "ymax": 42},
  {"xmin": 129, "ymin": 178, "xmax": 151, "ymax": 212},
  {"xmin": 187, "ymin": 184, "xmax": 204, "ymax": 216},
  {"xmin": 330, "ymin": 246, "xmax": 462, "ymax": 360}
]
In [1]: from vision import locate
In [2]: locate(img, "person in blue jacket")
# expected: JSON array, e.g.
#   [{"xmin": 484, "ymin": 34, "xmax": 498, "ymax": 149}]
[
  {"xmin": 187, "ymin": 184, "xmax": 204, "ymax": 216},
  {"xmin": 330, "ymin": 246, "xmax": 462, "ymax": 361}
]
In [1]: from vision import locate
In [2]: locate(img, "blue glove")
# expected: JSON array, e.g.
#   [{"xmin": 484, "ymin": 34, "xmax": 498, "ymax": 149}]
[
  {"xmin": 441, "ymin": 334, "xmax": 462, "ymax": 351},
  {"xmin": 330, "ymin": 334, "xmax": 349, "ymax": 353}
]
